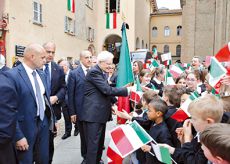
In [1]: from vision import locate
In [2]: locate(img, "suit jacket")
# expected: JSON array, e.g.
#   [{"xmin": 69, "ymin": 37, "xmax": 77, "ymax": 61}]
[
  {"xmin": 68, "ymin": 65, "xmax": 86, "ymax": 120},
  {"xmin": 4, "ymin": 64, "xmax": 55, "ymax": 142},
  {"xmin": 50, "ymin": 62, "xmax": 66, "ymax": 120},
  {"xmin": 0, "ymin": 66, "xmax": 10, "ymax": 72},
  {"xmin": 81, "ymin": 65, "xmax": 128, "ymax": 123},
  {"xmin": 0, "ymin": 73, "xmax": 18, "ymax": 164}
]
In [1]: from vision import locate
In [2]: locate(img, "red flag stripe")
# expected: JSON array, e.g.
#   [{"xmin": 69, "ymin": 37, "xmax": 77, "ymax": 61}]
[
  {"xmin": 130, "ymin": 92, "xmax": 141, "ymax": 103},
  {"xmin": 171, "ymin": 109, "xmax": 189, "ymax": 122},
  {"xmin": 111, "ymin": 127, "xmax": 134, "ymax": 156},
  {"xmin": 107, "ymin": 146, "xmax": 123, "ymax": 164},
  {"xmin": 72, "ymin": 0, "xmax": 75, "ymax": 13},
  {"xmin": 113, "ymin": 12, "xmax": 117, "ymax": 29},
  {"xmin": 117, "ymin": 97, "xmax": 130, "ymax": 124}
]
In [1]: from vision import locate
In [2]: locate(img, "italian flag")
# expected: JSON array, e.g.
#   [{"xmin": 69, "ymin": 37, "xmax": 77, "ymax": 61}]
[
  {"xmin": 153, "ymin": 48, "xmax": 158, "ymax": 59},
  {"xmin": 67, "ymin": 0, "xmax": 75, "ymax": 13},
  {"xmin": 107, "ymin": 139, "xmax": 123, "ymax": 164},
  {"xmin": 215, "ymin": 42, "xmax": 230, "ymax": 73},
  {"xmin": 161, "ymin": 52, "xmax": 172, "ymax": 66},
  {"xmin": 108, "ymin": 120, "xmax": 152, "ymax": 158},
  {"xmin": 171, "ymin": 91, "xmax": 200, "ymax": 122},
  {"xmin": 130, "ymin": 77, "xmax": 143, "ymax": 104},
  {"xmin": 169, "ymin": 64, "xmax": 185, "ymax": 78},
  {"xmin": 106, "ymin": 13, "xmax": 117, "ymax": 29},
  {"xmin": 151, "ymin": 143, "xmax": 172, "ymax": 164},
  {"xmin": 208, "ymin": 57, "xmax": 227, "ymax": 93},
  {"xmin": 148, "ymin": 59, "xmax": 160, "ymax": 71},
  {"xmin": 165, "ymin": 69, "xmax": 175, "ymax": 86}
]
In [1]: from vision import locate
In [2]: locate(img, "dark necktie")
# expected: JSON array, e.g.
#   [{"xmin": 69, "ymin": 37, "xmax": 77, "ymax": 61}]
[
  {"xmin": 44, "ymin": 64, "xmax": 51, "ymax": 92},
  {"xmin": 32, "ymin": 71, "xmax": 45, "ymax": 120}
]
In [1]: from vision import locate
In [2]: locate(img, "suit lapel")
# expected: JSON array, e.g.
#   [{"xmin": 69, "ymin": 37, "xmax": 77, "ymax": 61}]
[
  {"xmin": 51, "ymin": 62, "xmax": 57, "ymax": 89},
  {"xmin": 78, "ymin": 66, "xmax": 85, "ymax": 80},
  {"xmin": 18, "ymin": 64, "xmax": 36, "ymax": 101}
]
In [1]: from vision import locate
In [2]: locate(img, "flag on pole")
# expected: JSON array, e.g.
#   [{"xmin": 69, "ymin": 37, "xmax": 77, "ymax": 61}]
[
  {"xmin": 165, "ymin": 69, "xmax": 175, "ymax": 86},
  {"xmin": 130, "ymin": 77, "xmax": 143, "ymax": 103},
  {"xmin": 208, "ymin": 57, "xmax": 227, "ymax": 93},
  {"xmin": 106, "ymin": 13, "xmax": 117, "ymax": 29},
  {"xmin": 171, "ymin": 91, "xmax": 200, "ymax": 122},
  {"xmin": 109, "ymin": 121, "xmax": 152, "ymax": 158},
  {"xmin": 161, "ymin": 52, "xmax": 172, "ymax": 66},
  {"xmin": 149, "ymin": 59, "xmax": 160, "ymax": 71},
  {"xmin": 153, "ymin": 48, "xmax": 158, "ymax": 59},
  {"xmin": 116, "ymin": 23, "xmax": 134, "ymax": 124},
  {"xmin": 151, "ymin": 143, "xmax": 172, "ymax": 164},
  {"xmin": 67, "ymin": 0, "xmax": 75, "ymax": 13},
  {"xmin": 169, "ymin": 64, "xmax": 185, "ymax": 78}
]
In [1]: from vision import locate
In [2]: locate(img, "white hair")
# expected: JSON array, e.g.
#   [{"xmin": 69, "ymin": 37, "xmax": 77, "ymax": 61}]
[
  {"xmin": 0, "ymin": 54, "xmax": 5, "ymax": 67},
  {"xmin": 97, "ymin": 51, "xmax": 114, "ymax": 63}
]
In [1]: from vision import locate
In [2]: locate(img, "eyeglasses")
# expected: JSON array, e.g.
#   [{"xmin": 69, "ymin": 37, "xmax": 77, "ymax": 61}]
[
  {"xmin": 46, "ymin": 51, "xmax": 55, "ymax": 54},
  {"xmin": 186, "ymin": 78, "xmax": 196, "ymax": 82}
]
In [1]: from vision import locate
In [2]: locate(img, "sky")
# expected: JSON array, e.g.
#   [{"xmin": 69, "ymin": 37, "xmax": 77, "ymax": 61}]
[{"xmin": 156, "ymin": 0, "xmax": 181, "ymax": 9}]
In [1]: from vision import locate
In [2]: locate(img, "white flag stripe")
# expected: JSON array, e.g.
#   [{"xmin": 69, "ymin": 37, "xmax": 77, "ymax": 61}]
[{"xmin": 151, "ymin": 143, "xmax": 163, "ymax": 161}]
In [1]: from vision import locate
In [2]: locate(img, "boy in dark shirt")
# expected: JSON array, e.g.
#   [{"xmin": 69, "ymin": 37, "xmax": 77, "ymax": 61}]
[{"xmin": 141, "ymin": 98, "xmax": 173, "ymax": 164}]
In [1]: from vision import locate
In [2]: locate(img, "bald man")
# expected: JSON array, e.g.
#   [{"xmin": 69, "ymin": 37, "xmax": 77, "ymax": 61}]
[{"xmin": 4, "ymin": 43, "xmax": 55, "ymax": 164}]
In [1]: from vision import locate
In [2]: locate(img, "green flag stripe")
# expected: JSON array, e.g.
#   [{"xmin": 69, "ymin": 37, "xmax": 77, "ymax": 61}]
[
  {"xmin": 130, "ymin": 121, "xmax": 152, "ymax": 144},
  {"xmin": 190, "ymin": 91, "xmax": 199, "ymax": 100},
  {"xmin": 160, "ymin": 146, "xmax": 172, "ymax": 164},
  {"xmin": 210, "ymin": 58, "xmax": 226, "ymax": 78},
  {"xmin": 106, "ymin": 13, "xmax": 110, "ymax": 29},
  {"xmin": 67, "ymin": 0, "xmax": 71, "ymax": 11}
]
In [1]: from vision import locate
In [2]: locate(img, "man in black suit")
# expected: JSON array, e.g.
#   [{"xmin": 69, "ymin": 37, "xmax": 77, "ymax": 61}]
[
  {"xmin": 59, "ymin": 60, "xmax": 79, "ymax": 139},
  {"xmin": 0, "ymin": 73, "xmax": 18, "ymax": 164},
  {"xmin": 82, "ymin": 51, "xmax": 130, "ymax": 164},
  {"xmin": 68, "ymin": 50, "xmax": 92, "ymax": 164},
  {"xmin": 43, "ymin": 42, "xmax": 66, "ymax": 163}
]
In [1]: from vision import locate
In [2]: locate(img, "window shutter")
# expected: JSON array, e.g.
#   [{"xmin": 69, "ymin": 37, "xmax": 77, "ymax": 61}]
[
  {"xmin": 64, "ymin": 16, "xmax": 68, "ymax": 32},
  {"xmin": 39, "ymin": 4, "xmax": 42, "ymax": 23}
]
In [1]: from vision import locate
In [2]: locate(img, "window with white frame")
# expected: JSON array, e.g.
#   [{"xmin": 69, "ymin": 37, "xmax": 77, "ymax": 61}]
[
  {"xmin": 64, "ymin": 16, "xmax": 75, "ymax": 35},
  {"xmin": 33, "ymin": 1, "xmax": 42, "ymax": 24},
  {"xmin": 87, "ymin": 27, "xmax": 94, "ymax": 42},
  {"xmin": 164, "ymin": 26, "xmax": 170, "ymax": 36},
  {"xmin": 86, "ymin": 0, "xmax": 93, "ymax": 9}
]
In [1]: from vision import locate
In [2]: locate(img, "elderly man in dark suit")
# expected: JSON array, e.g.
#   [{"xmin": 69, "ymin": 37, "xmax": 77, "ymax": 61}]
[
  {"xmin": 4, "ymin": 43, "xmax": 55, "ymax": 164},
  {"xmin": 43, "ymin": 42, "xmax": 66, "ymax": 163},
  {"xmin": 82, "ymin": 51, "xmax": 130, "ymax": 164},
  {"xmin": 0, "ymin": 73, "xmax": 18, "ymax": 164},
  {"xmin": 68, "ymin": 50, "xmax": 92, "ymax": 164}
]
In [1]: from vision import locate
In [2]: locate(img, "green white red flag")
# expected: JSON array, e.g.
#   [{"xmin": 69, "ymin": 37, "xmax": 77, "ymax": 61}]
[
  {"xmin": 116, "ymin": 23, "xmax": 134, "ymax": 124},
  {"xmin": 208, "ymin": 57, "xmax": 227, "ymax": 93},
  {"xmin": 148, "ymin": 59, "xmax": 160, "ymax": 71},
  {"xmin": 215, "ymin": 42, "xmax": 230, "ymax": 73},
  {"xmin": 171, "ymin": 91, "xmax": 200, "ymax": 122},
  {"xmin": 165, "ymin": 69, "xmax": 175, "ymax": 86},
  {"xmin": 151, "ymin": 143, "xmax": 172, "ymax": 164},
  {"xmin": 106, "ymin": 13, "xmax": 117, "ymax": 29},
  {"xmin": 169, "ymin": 64, "xmax": 185, "ymax": 78},
  {"xmin": 67, "ymin": 0, "xmax": 75, "ymax": 13},
  {"xmin": 161, "ymin": 52, "xmax": 172, "ymax": 66},
  {"xmin": 130, "ymin": 77, "xmax": 143, "ymax": 104},
  {"xmin": 107, "ymin": 121, "xmax": 152, "ymax": 159}
]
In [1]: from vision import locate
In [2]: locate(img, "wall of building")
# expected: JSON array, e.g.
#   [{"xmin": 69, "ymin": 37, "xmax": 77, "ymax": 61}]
[
  {"xmin": 5, "ymin": 0, "xmax": 90, "ymax": 66},
  {"xmin": 150, "ymin": 11, "xmax": 182, "ymax": 57},
  {"xmin": 135, "ymin": 0, "xmax": 151, "ymax": 50}
]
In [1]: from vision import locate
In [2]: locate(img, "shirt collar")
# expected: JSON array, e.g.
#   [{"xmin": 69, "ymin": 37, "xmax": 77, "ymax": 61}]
[
  {"xmin": 22, "ymin": 62, "xmax": 34, "ymax": 74},
  {"xmin": 154, "ymin": 77, "xmax": 162, "ymax": 84}
]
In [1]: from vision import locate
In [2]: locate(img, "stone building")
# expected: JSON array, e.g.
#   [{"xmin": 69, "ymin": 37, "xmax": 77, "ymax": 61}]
[
  {"xmin": 150, "ymin": 8, "xmax": 182, "ymax": 61},
  {"xmin": 2, "ymin": 0, "xmax": 154, "ymax": 66},
  {"xmin": 180, "ymin": 0, "xmax": 230, "ymax": 62}
]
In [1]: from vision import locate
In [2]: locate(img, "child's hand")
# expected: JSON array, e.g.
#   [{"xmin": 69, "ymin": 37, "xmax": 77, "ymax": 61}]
[
  {"xmin": 183, "ymin": 119, "xmax": 193, "ymax": 143},
  {"xmin": 141, "ymin": 145, "xmax": 151, "ymax": 152},
  {"xmin": 115, "ymin": 109, "xmax": 132, "ymax": 121},
  {"xmin": 175, "ymin": 127, "xmax": 184, "ymax": 144}
]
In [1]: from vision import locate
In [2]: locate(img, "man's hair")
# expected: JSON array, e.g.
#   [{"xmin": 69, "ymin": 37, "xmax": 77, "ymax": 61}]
[
  {"xmin": 142, "ymin": 90, "xmax": 158, "ymax": 104},
  {"xmin": 148, "ymin": 98, "xmax": 168, "ymax": 115},
  {"xmin": 97, "ymin": 51, "xmax": 113, "ymax": 62},
  {"xmin": 43, "ymin": 41, "xmax": 56, "ymax": 49},
  {"xmin": 188, "ymin": 94, "xmax": 224, "ymax": 122},
  {"xmin": 80, "ymin": 50, "xmax": 92, "ymax": 59},
  {"xmin": 192, "ymin": 56, "xmax": 201, "ymax": 62},
  {"xmin": 200, "ymin": 123, "xmax": 230, "ymax": 162}
]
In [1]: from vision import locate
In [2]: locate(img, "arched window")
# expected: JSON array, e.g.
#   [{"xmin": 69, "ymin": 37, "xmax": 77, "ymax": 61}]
[
  {"xmin": 136, "ymin": 37, "xmax": 140, "ymax": 50},
  {"xmin": 142, "ymin": 40, "xmax": 144, "ymax": 49},
  {"xmin": 146, "ymin": 44, "xmax": 148, "ymax": 49},
  {"xmin": 105, "ymin": 0, "xmax": 120, "ymax": 13},
  {"xmin": 177, "ymin": 26, "xmax": 182, "ymax": 36},
  {"xmin": 176, "ymin": 45, "xmax": 181, "ymax": 56},
  {"xmin": 164, "ymin": 26, "xmax": 170, "ymax": 36},
  {"xmin": 164, "ymin": 45, "xmax": 169, "ymax": 53},
  {"xmin": 152, "ymin": 27, "xmax": 157, "ymax": 37}
]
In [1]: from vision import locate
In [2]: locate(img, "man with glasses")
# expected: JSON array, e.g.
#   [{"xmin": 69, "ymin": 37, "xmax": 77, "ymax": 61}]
[{"xmin": 43, "ymin": 42, "xmax": 66, "ymax": 164}]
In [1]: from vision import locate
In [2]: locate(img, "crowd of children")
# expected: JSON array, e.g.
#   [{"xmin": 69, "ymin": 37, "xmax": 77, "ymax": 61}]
[{"xmin": 115, "ymin": 57, "xmax": 230, "ymax": 164}]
